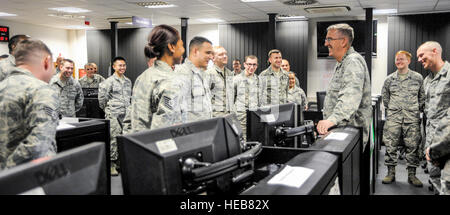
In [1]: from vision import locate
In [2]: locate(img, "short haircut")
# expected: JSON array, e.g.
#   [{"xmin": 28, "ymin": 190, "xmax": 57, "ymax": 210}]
[
  {"xmin": 395, "ymin": 50, "xmax": 412, "ymax": 60},
  {"xmin": 233, "ymin": 59, "xmax": 241, "ymax": 63},
  {"xmin": 89, "ymin": 62, "xmax": 98, "ymax": 68},
  {"xmin": 84, "ymin": 63, "xmax": 91, "ymax": 68},
  {"xmin": 61, "ymin": 58, "xmax": 74, "ymax": 66},
  {"xmin": 8, "ymin": 34, "xmax": 30, "ymax": 54},
  {"xmin": 112, "ymin": 56, "xmax": 126, "ymax": 65},
  {"xmin": 268, "ymin": 49, "xmax": 282, "ymax": 58},
  {"xmin": 189, "ymin": 36, "xmax": 212, "ymax": 53},
  {"xmin": 419, "ymin": 41, "xmax": 443, "ymax": 54},
  {"xmin": 14, "ymin": 39, "xmax": 52, "ymax": 66},
  {"xmin": 327, "ymin": 23, "xmax": 354, "ymax": 45},
  {"xmin": 245, "ymin": 55, "xmax": 257, "ymax": 62}
]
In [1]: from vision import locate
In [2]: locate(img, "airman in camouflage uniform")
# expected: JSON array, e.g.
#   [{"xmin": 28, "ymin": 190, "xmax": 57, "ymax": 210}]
[
  {"xmin": 98, "ymin": 57, "xmax": 132, "ymax": 175},
  {"xmin": 381, "ymin": 51, "xmax": 425, "ymax": 186},
  {"xmin": 232, "ymin": 55, "xmax": 260, "ymax": 140},
  {"xmin": 175, "ymin": 36, "xmax": 214, "ymax": 123},
  {"xmin": 418, "ymin": 41, "xmax": 450, "ymax": 194},
  {"xmin": 259, "ymin": 49, "xmax": 290, "ymax": 106},
  {"xmin": 49, "ymin": 59, "xmax": 84, "ymax": 118},
  {"xmin": 317, "ymin": 24, "xmax": 372, "ymax": 145},
  {"xmin": 287, "ymin": 72, "xmax": 308, "ymax": 110},
  {"xmin": 206, "ymin": 46, "xmax": 234, "ymax": 117},
  {"xmin": 0, "ymin": 40, "xmax": 59, "ymax": 170},
  {"xmin": 79, "ymin": 63, "xmax": 105, "ymax": 88},
  {"xmin": 281, "ymin": 59, "xmax": 301, "ymax": 88},
  {"xmin": 427, "ymin": 107, "xmax": 450, "ymax": 195},
  {"xmin": 0, "ymin": 34, "xmax": 30, "ymax": 82}
]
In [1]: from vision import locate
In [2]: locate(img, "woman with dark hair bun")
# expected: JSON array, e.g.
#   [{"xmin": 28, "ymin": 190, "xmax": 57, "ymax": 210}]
[{"xmin": 128, "ymin": 24, "xmax": 187, "ymax": 131}]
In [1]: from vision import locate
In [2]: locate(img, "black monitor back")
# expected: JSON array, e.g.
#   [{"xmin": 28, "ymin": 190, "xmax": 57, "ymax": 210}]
[
  {"xmin": 76, "ymin": 88, "xmax": 104, "ymax": 119},
  {"xmin": 0, "ymin": 142, "xmax": 108, "ymax": 195},
  {"xmin": 316, "ymin": 91, "xmax": 326, "ymax": 112},
  {"xmin": 118, "ymin": 114, "xmax": 242, "ymax": 195},
  {"xmin": 247, "ymin": 103, "xmax": 298, "ymax": 147}
]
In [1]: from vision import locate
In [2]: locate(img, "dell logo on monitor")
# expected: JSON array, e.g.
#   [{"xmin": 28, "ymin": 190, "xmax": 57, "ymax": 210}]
[{"xmin": 170, "ymin": 127, "xmax": 194, "ymax": 138}]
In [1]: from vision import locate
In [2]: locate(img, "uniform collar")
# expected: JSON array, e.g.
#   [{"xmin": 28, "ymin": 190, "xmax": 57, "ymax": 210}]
[
  {"xmin": 184, "ymin": 58, "xmax": 202, "ymax": 74},
  {"xmin": 393, "ymin": 69, "xmax": 412, "ymax": 80},
  {"xmin": 58, "ymin": 73, "xmax": 74, "ymax": 87},
  {"xmin": 5, "ymin": 54, "xmax": 15, "ymax": 65},
  {"xmin": 336, "ymin": 46, "xmax": 356, "ymax": 67},
  {"xmin": 155, "ymin": 60, "xmax": 173, "ymax": 72},
  {"xmin": 436, "ymin": 61, "xmax": 450, "ymax": 78}
]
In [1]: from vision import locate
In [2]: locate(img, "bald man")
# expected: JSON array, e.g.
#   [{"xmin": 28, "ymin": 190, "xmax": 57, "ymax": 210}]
[{"xmin": 417, "ymin": 41, "xmax": 450, "ymax": 194}]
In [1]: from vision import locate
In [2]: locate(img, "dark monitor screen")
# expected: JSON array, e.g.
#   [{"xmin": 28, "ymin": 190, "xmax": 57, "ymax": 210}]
[
  {"xmin": 316, "ymin": 91, "xmax": 326, "ymax": 112},
  {"xmin": 117, "ymin": 114, "xmax": 243, "ymax": 195},
  {"xmin": 247, "ymin": 103, "xmax": 299, "ymax": 147},
  {"xmin": 77, "ymin": 88, "xmax": 104, "ymax": 119},
  {"xmin": 0, "ymin": 142, "xmax": 108, "ymax": 195}
]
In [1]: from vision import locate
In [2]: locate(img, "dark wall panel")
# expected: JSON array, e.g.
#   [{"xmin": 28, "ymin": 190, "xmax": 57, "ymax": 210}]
[
  {"xmin": 387, "ymin": 13, "xmax": 450, "ymax": 77},
  {"xmin": 86, "ymin": 30, "xmax": 111, "ymax": 78},
  {"xmin": 87, "ymin": 28, "xmax": 152, "ymax": 85},
  {"xmin": 219, "ymin": 21, "xmax": 308, "ymax": 92}
]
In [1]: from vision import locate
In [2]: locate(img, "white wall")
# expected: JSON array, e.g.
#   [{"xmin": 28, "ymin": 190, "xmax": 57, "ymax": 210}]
[
  {"xmin": 306, "ymin": 16, "xmax": 389, "ymax": 101},
  {"xmin": 0, "ymin": 19, "xmax": 87, "ymax": 78}
]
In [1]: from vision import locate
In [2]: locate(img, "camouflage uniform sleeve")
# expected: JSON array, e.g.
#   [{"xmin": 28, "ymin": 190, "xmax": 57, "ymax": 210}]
[
  {"xmin": 151, "ymin": 80, "xmax": 184, "ymax": 130},
  {"xmin": 429, "ymin": 108, "xmax": 450, "ymax": 160},
  {"xmin": 418, "ymin": 76, "xmax": 425, "ymax": 112},
  {"xmin": 74, "ymin": 81, "xmax": 84, "ymax": 112},
  {"xmin": 98, "ymin": 80, "xmax": 109, "ymax": 110},
  {"xmin": 381, "ymin": 76, "xmax": 391, "ymax": 110},
  {"xmin": 299, "ymin": 87, "xmax": 308, "ymax": 107},
  {"xmin": 6, "ymin": 86, "xmax": 59, "ymax": 168},
  {"xmin": 327, "ymin": 59, "xmax": 365, "ymax": 125},
  {"xmin": 130, "ymin": 78, "xmax": 152, "ymax": 132},
  {"xmin": 122, "ymin": 105, "xmax": 132, "ymax": 134}
]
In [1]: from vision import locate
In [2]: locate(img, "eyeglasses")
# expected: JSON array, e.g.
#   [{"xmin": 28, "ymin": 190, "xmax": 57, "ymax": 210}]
[
  {"xmin": 324, "ymin": 37, "xmax": 344, "ymax": 43},
  {"xmin": 246, "ymin": 63, "xmax": 258, "ymax": 67}
]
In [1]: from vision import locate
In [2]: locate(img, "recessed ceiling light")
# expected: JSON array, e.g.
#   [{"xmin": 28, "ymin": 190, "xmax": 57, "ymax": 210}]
[
  {"xmin": 277, "ymin": 15, "xmax": 306, "ymax": 20},
  {"xmin": 373, "ymin": 9, "xmax": 397, "ymax": 15},
  {"xmin": 197, "ymin": 18, "xmax": 225, "ymax": 23},
  {"xmin": 136, "ymin": 1, "xmax": 177, "ymax": 8},
  {"xmin": 48, "ymin": 7, "xmax": 91, "ymax": 13},
  {"xmin": 0, "ymin": 12, "xmax": 17, "ymax": 17}
]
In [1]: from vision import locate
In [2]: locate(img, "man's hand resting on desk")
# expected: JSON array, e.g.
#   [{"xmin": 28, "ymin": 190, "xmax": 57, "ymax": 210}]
[{"xmin": 317, "ymin": 120, "xmax": 335, "ymax": 135}]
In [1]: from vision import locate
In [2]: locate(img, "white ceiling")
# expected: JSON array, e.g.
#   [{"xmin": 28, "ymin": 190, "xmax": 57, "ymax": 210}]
[{"xmin": 0, "ymin": 0, "xmax": 449, "ymax": 29}]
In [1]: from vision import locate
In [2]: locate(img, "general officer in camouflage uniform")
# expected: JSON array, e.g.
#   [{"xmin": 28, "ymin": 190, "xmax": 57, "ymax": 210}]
[
  {"xmin": 287, "ymin": 72, "xmax": 308, "ymax": 110},
  {"xmin": 317, "ymin": 23, "xmax": 372, "ymax": 145},
  {"xmin": 175, "ymin": 36, "xmax": 214, "ymax": 122},
  {"xmin": 418, "ymin": 41, "xmax": 450, "ymax": 194},
  {"xmin": 49, "ymin": 59, "xmax": 84, "ymax": 118},
  {"xmin": 130, "ymin": 24, "xmax": 187, "ymax": 132},
  {"xmin": 0, "ymin": 34, "xmax": 30, "ymax": 82},
  {"xmin": 79, "ymin": 63, "xmax": 105, "ymax": 88},
  {"xmin": 381, "ymin": 50, "xmax": 425, "ymax": 186},
  {"xmin": 98, "ymin": 56, "xmax": 132, "ymax": 176},
  {"xmin": 0, "ymin": 40, "xmax": 59, "ymax": 170},
  {"xmin": 206, "ymin": 46, "xmax": 234, "ymax": 117},
  {"xmin": 232, "ymin": 55, "xmax": 260, "ymax": 140},
  {"xmin": 259, "ymin": 49, "xmax": 290, "ymax": 106}
]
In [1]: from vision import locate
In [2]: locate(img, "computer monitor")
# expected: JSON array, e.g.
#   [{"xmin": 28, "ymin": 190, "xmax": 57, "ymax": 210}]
[
  {"xmin": 247, "ymin": 103, "xmax": 314, "ymax": 148},
  {"xmin": 0, "ymin": 142, "xmax": 108, "ymax": 195},
  {"xmin": 117, "ymin": 114, "xmax": 262, "ymax": 195},
  {"xmin": 76, "ymin": 88, "xmax": 104, "ymax": 119},
  {"xmin": 316, "ymin": 91, "xmax": 326, "ymax": 112}
]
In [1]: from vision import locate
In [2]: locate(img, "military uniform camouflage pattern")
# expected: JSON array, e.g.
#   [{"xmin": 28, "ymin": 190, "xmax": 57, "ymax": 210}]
[
  {"xmin": 175, "ymin": 59, "xmax": 212, "ymax": 122},
  {"xmin": 287, "ymin": 86, "xmax": 308, "ymax": 110},
  {"xmin": 130, "ymin": 60, "xmax": 187, "ymax": 132},
  {"xmin": 382, "ymin": 69, "xmax": 425, "ymax": 168},
  {"xmin": 323, "ymin": 47, "xmax": 372, "ymax": 144},
  {"xmin": 98, "ymin": 73, "xmax": 132, "ymax": 162},
  {"xmin": 206, "ymin": 65, "xmax": 234, "ymax": 117},
  {"xmin": 423, "ymin": 61, "xmax": 450, "ymax": 192},
  {"xmin": 259, "ymin": 67, "xmax": 289, "ymax": 106},
  {"xmin": 78, "ymin": 74, "xmax": 105, "ymax": 88},
  {"xmin": 232, "ymin": 71, "xmax": 259, "ymax": 140},
  {"xmin": 0, "ymin": 67, "xmax": 59, "ymax": 170},
  {"xmin": 0, "ymin": 54, "xmax": 15, "ymax": 82},
  {"xmin": 49, "ymin": 74, "xmax": 84, "ymax": 117},
  {"xmin": 429, "ymin": 107, "xmax": 450, "ymax": 194}
]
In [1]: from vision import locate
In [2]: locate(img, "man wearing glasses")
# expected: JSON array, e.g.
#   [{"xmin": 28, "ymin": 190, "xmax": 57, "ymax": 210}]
[
  {"xmin": 317, "ymin": 23, "xmax": 372, "ymax": 147},
  {"xmin": 232, "ymin": 55, "xmax": 259, "ymax": 140}
]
